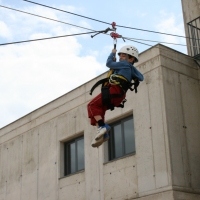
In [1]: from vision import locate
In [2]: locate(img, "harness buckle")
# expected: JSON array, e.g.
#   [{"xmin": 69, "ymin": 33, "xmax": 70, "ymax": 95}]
[{"xmin": 109, "ymin": 74, "xmax": 120, "ymax": 85}]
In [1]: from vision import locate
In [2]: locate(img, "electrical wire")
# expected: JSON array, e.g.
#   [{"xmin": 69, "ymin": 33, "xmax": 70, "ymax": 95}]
[
  {"xmin": 0, "ymin": 31, "xmax": 99, "ymax": 46},
  {"xmin": 23, "ymin": 0, "xmax": 198, "ymax": 41}
]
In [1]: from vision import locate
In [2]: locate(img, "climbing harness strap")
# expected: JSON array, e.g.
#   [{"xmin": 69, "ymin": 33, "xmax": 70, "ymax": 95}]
[
  {"xmin": 90, "ymin": 78, "xmax": 109, "ymax": 95},
  {"xmin": 90, "ymin": 76, "xmax": 139, "ymax": 95},
  {"xmin": 132, "ymin": 79, "xmax": 140, "ymax": 93},
  {"xmin": 89, "ymin": 76, "xmax": 126, "ymax": 110},
  {"xmin": 109, "ymin": 74, "xmax": 129, "ymax": 91},
  {"xmin": 101, "ymin": 86, "xmax": 125, "ymax": 111},
  {"xmin": 90, "ymin": 75, "xmax": 133, "ymax": 96},
  {"xmin": 89, "ymin": 74, "xmax": 139, "ymax": 110}
]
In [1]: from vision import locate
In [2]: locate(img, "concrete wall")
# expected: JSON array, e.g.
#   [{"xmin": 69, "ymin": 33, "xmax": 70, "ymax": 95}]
[
  {"xmin": 160, "ymin": 47, "xmax": 200, "ymax": 196},
  {"xmin": 0, "ymin": 44, "xmax": 200, "ymax": 200},
  {"xmin": 181, "ymin": 0, "xmax": 200, "ymax": 55},
  {"xmin": 181, "ymin": 0, "xmax": 200, "ymax": 23}
]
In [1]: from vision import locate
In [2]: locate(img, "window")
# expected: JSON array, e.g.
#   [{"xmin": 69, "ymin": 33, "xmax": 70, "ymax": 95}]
[
  {"xmin": 64, "ymin": 136, "xmax": 85, "ymax": 176},
  {"xmin": 108, "ymin": 116, "xmax": 135, "ymax": 161}
]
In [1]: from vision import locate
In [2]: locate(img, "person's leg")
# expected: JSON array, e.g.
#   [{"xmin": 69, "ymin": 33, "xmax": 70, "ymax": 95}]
[
  {"xmin": 109, "ymin": 85, "xmax": 126, "ymax": 106},
  {"xmin": 93, "ymin": 85, "xmax": 126, "ymax": 141},
  {"xmin": 94, "ymin": 115, "xmax": 103, "ymax": 127},
  {"xmin": 87, "ymin": 93, "xmax": 105, "ymax": 126},
  {"xmin": 88, "ymin": 85, "xmax": 125, "ymax": 125},
  {"xmin": 87, "ymin": 94, "xmax": 110, "ymax": 147},
  {"xmin": 94, "ymin": 115, "xmax": 102, "ymax": 122},
  {"xmin": 88, "ymin": 85, "xmax": 125, "ymax": 147}
]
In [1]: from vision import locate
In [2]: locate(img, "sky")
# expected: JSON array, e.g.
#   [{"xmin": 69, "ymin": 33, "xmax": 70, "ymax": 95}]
[{"xmin": 0, "ymin": 0, "xmax": 187, "ymax": 128}]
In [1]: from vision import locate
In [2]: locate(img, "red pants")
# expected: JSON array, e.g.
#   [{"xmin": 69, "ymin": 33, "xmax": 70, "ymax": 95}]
[{"xmin": 87, "ymin": 85, "xmax": 126, "ymax": 126}]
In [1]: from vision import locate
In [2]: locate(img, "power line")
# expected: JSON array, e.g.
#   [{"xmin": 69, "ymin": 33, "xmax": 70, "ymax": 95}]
[
  {"xmin": 0, "ymin": 31, "xmax": 98, "ymax": 46},
  {"xmin": 23, "ymin": 0, "xmax": 197, "ymax": 41}
]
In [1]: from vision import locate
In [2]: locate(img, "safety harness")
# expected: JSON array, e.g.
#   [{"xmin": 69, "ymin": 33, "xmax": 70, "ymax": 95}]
[
  {"xmin": 90, "ymin": 22, "xmax": 140, "ymax": 110},
  {"xmin": 90, "ymin": 72, "xmax": 140, "ymax": 111}
]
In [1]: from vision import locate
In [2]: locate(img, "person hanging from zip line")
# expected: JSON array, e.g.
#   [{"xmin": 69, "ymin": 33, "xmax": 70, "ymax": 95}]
[{"xmin": 87, "ymin": 45, "xmax": 144, "ymax": 148}]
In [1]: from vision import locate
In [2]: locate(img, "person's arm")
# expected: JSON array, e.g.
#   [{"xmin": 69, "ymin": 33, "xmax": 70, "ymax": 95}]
[
  {"xmin": 106, "ymin": 52, "xmax": 128, "ymax": 70},
  {"xmin": 132, "ymin": 66, "xmax": 144, "ymax": 81}
]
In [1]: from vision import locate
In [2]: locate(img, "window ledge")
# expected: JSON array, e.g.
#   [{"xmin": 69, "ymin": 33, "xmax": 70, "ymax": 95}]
[
  {"xmin": 104, "ymin": 152, "xmax": 136, "ymax": 165},
  {"xmin": 59, "ymin": 170, "xmax": 85, "ymax": 180}
]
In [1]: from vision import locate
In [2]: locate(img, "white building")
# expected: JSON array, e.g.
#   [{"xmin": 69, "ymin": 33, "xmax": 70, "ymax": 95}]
[{"xmin": 0, "ymin": 1, "xmax": 200, "ymax": 200}]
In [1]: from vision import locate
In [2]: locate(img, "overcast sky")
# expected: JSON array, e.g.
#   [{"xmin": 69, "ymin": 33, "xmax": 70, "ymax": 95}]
[{"xmin": 0, "ymin": 0, "xmax": 187, "ymax": 128}]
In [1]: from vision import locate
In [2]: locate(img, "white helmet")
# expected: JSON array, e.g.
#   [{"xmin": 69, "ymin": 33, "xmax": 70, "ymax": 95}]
[{"xmin": 118, "ymin": 45, "xmax": 139, "ymax": 62}]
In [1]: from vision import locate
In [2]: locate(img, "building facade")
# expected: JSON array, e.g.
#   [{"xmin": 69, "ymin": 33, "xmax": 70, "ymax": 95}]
[
  {"xmin": 182, "ymin": 0, "xmax": 200, "ymax": 59},
  {"xmin": 1, "ymin": 1, "xmax": 200, "ymax": 199},
  {"xmin": 0, "ymin": 43, "xmax": 200, "ymax": 200}
]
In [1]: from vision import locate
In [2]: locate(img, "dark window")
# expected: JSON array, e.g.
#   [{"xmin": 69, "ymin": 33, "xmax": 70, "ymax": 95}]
[
  {"xmin": 108, "ymin": 116, "xmax": 135, "ymax": 160},
  {"xmin": 64, "ymin": 136, "xmax": 85, "ymax": 176}
]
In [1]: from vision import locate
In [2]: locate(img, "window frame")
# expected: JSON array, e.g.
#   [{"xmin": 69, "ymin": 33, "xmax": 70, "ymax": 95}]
[
  {"xmin": 64, "ymin": 135, "xmax": 85, "ymax": 176},
  {"xmin": 108, "ymin": 115, "xmax": 135, "ymax": 161}
]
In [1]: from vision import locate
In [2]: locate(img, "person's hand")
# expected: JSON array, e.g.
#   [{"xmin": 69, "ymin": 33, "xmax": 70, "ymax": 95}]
[{"xmin": 112, "ymin": 49, "xmax": 117, "ymax": 54}]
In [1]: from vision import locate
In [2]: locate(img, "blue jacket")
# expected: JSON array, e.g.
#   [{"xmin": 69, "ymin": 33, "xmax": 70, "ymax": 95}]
[{"xmin": 106, "ymin": 52, "xmax": 144, "ymax": 82}]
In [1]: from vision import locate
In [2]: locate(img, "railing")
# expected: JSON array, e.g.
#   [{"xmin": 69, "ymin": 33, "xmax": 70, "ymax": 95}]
[{"xmin": 187, "ymin": 16, "xmax": 200, "ymax": 59}]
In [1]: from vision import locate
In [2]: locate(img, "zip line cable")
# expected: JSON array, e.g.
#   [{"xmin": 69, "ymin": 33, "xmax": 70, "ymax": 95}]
[
  {"xmin": 124, "ymin": 37, "xmax": 187, "ymax": 46},
  {"xmin": 23, "ymin": 0, "xmax": 110, "ymax": 25},
  {"xmin": 0, "ymin": 3, "xmax": 199, "ymax": 63},
  {"xmin": 23, "ymin": 0, "xmax": 199, "ymax": 41},
  {"xmin": 125, "ymin": 36, "xmax": 200, "ymax": 53},
  {"xmin": 123, "ymin": 37, "xmax": 152, "ymax": 47},
  {"xmin": 0, "ymin": 31, "xmax": 99, "ymax": 46},
  {"xmin": 20, "ymin": 1, "xmax": 199, "ymax": 63},
  {"xmin": 0, "ymin": 12, "xmax": 197, "ymax": 63},
  {"xmin": 124, "ymin": 37, "xmax": 200, "ymax": 63},
  {"xmin": 0, "ymin": 4, "xmax": 189, "ymax": 48},
  {"xmin": 125, "ymin": 36, "xmax": 200, "ymax": 49},
  {"xmin": 117, "ymin": 24, "xmax": 188, "ymax": 40},
  {"xmin": 0, "ymin": 5, "xmax": 95, "ymax": 32}
]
